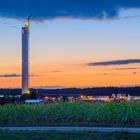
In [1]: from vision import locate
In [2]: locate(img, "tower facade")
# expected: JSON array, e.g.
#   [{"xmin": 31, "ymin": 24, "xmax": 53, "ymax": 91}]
[{"xmin": 22, "ymin": 19, "xmax": 30, "ymax": 94}]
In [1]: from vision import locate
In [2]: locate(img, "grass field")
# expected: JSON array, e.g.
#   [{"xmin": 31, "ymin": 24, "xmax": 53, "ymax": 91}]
[
  {"xmin": 0, "ymin": 130, "xmax": 140, "ymax": 140},
  {"xmin": 0, "ymin": 101, "xmax": 140, "ymax": 126}
]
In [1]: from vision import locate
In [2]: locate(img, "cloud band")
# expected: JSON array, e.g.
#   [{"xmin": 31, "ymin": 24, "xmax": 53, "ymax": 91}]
[
  {"xmin": 0, "ymin": 0, "xmax": 140, "ymax": 20},
  {"xmin": 87, "ymin": 59, "xmax": 140, "ymax": 66}
]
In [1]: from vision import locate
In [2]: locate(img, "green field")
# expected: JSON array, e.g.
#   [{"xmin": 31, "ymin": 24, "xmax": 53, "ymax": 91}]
[
  {"xmin": 0, "ymin": 101, "xmax": 140, "ymax": 126},
  {"xmin": 0, "ymin": 130, "xmax": 140, "ymax": 140}
]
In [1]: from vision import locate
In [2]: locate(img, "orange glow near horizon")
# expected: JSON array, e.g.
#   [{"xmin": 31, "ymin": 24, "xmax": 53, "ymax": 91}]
[{"xmin": 0, "ymin": 63, "xmax": 140, "ymax": 88}]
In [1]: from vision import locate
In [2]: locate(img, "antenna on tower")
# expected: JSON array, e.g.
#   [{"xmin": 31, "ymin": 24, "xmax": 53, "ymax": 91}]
[
  {"xmin": 26, "ymin": 14, "xmax": 32, "ymax": 22},
  {"xmin": 24, "ymin": 15, "xmax": 32, "ymax": 29}
]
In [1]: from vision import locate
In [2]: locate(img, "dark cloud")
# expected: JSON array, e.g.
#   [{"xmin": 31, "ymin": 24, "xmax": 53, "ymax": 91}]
[
  {"xmin": 0, "ymin": 74, "xmax": 20, "ymax": 78},
  {"xmin": 0, "ymin": 0, "xmax": 140, "ymax": 20},
  {"xmin": 51, "ymin": 71, "xmax": 61, "ymax": 73},
  {"xmin": 30, "ymin": 74, "xmax": 40, "ymax": 77},
  {"xmin": 133, "ymin": 72, "xmax": 137, "ymax": 74},
  {"xmin": 0, "ymin": 73, "xmax": 39, "ymax": 78},
  {"xmin": 113, "ymin": 67, "xmax": 140, "ymax": 70},
  {"xmin": 87, "ymin": 59, "xmax": 140, "ymax": 66},
  {"xmin": 102, "ymin": 73, "xmax": 107, "ymax": 75},
  {"xmin": 98, "ymin": 73, "xmax": 121, "ymax": 76}
]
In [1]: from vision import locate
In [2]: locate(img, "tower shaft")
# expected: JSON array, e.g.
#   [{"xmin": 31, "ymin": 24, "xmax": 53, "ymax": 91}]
[{"xmin": 22, "ymin": 24, "xmax": 30, "ymax": 94}]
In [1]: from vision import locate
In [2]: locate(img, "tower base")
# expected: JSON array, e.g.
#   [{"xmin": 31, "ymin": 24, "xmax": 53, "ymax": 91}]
[{"xmin": 21, "ymin": 94, "xmax": 30, "ymax": 100}]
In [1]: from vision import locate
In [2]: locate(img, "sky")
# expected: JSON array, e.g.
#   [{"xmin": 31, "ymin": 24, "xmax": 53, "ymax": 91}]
[{"xmin": 0, "ymin": 1, "xmax": 140, "ymax": 88}]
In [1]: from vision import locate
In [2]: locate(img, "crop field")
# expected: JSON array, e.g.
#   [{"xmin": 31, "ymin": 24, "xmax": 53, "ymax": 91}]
[{"xmin": 0, "ymin": 101, "xmax": 140, "ymax": 126}]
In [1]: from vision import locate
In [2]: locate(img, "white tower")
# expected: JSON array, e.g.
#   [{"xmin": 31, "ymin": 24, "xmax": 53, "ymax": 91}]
[{"xmin": 21, "ymin": 16, "xmax": 31, "ymax": 94}]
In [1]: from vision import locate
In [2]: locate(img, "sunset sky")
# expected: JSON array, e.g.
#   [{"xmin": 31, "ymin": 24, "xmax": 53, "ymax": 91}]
[{"xmin": 0, "ymin": 1, "xmax": 140, "ymax": 88}]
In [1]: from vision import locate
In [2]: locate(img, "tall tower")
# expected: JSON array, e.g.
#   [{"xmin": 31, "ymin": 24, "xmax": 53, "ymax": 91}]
[{"xmin": 21, "ymin": 17, "xmax": 31, "ymax": 94}]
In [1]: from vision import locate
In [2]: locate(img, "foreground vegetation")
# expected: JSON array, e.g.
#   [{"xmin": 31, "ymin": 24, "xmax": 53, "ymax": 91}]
[
  {"xmin": 0, "ymin": 130, "xmax": 140, "ymax": 140},
  {"xmin": 0, "ymin": 101, "xmax": 140, "ymax": 126}
]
